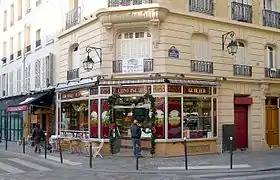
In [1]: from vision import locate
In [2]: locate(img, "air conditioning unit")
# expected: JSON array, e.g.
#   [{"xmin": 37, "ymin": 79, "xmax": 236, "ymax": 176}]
[{"xmin": 269, "ymin": 68, "xmax": 277, "ymax": 78}]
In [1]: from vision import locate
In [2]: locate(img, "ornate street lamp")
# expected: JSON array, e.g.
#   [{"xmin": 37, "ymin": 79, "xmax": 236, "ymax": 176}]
[
  {"xmin": 83, "ymin": 46, "xmax": 102, "ymax": 71},
  {"xmin": 222, "ymin": 31, "xmax": 238, "ymax": 55}
]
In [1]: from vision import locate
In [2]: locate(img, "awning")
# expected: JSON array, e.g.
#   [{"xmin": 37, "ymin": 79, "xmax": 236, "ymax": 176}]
[{"xmin": 55, "ymin": 78, "xmax": 98, "ymax": 92}]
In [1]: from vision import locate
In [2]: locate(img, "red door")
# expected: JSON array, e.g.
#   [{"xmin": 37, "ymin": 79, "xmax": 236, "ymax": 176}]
[{"xmin": 234, "ymin": 105, "xmax": 248, "ymax": 149}]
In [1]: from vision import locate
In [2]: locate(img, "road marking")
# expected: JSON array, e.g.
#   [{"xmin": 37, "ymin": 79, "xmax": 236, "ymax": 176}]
[
  {"xmin": 190, "ymin": 172, "xmax": 251, "ymax": 178},
  {"xmin": 158, "ymin": 164, "xmax": 251, "ymax": 170},
  {"xmin": 216, "ymin": 173, "xmax": 280, "ymax": 180},
  {"xmin": 8, "ymin": 158, "xmax": 52, "ymax": 171},
  {"xmin": 39, "ymin": 155, "xmax": 82, "ymax": 166},
  {"xmin": 0, "ymin": 161, "xmax": 24, "ymax": 173}
]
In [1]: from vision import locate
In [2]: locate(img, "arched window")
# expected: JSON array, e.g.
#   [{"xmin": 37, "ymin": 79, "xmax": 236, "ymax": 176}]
[
  {"xmin": 234, "ymin": 41, "xmax": 247, "ymax": 65},
  {"xmin": 191, "ymin": 34, "xmax": 209, "ymax": 61},
  {"xmin": 267, "ymin": 46, "xmax": 275, "ymax": 68},
  {"xmin": 69, "ymin": 43, "xmax": 80, "ymax": 69}
]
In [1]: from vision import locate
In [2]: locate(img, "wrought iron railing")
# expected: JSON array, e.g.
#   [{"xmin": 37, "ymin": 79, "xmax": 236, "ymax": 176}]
[
  {"xmin": 17, "ymin": 50, "xmax": 21, "ymax": 57},
  {"xmin": 231, "ymin": 2, "xmax": 252, "ymax": 23},
  {"xmin": 108, "ymin": 0, "xmax": 152, "ymax": 7},
  {"xmin": 67, "ymin": 68, "xmax": 79, "ymax": 80},
  {"xmin": 263, "ymin": 10, "xmax": 280, "ymax": 28},
  {"xmin": 189, "ymin": 0, "xmax": 214, "ymax": 15},
  {"xmin": 233, "ymin": 64, "xmax": 252, "ymax": 77},
  {"xmin": 113, "ymin": 59, "xmax": 153, "ymax": 73},
  {"xmin": 26, "ymin": 45, "xmax": 31, "ymax": 53},
  {"xmin": 191, "ymin": 60, "xmax": 213, "ymax": 73},
  {"xmin": 66, "ymin": 7, "xmax": 81, "ymax": 30},
  {"xmin": 264, "ymin": 68, "xmax": 280, "ymax": 78},
  {"xmin": 36, "ymin": 40, "xmax": 41, "ymax": 48},
  {"xmin": 10, "ymin": 54, "xmax": 14, "ymax": 61}
]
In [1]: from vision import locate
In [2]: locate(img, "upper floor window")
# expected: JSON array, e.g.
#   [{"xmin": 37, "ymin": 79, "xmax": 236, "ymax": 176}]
[
  {"xmin": 264, "ymin": 0, "xmax": 276, "ymax": 10},
  {"xmin": 2, "ymin": 42, "xmax": 7, "ymax": 57},
  {"xmin": 191, "ymin": 34, "xmax": 209, "ymax": 61},
  {"xmin": 10, "ymin": 37, "xmax": 14, "ymax": 61},
  {"xmin": 35, "ymin": 59, "xmax": 41, "ymax": 89},
  {"xmin": 10, "ymin": 4, "xmax": 14, "ymax": 26},
  {"xmin": 18, "ymin": 32, "xmax": 22, "ymax": 51},
  {"xmin": 3, "ymin": 10, "xmax": 7, "ymax": 31},
  {"xmin": 36, "ymin": 29, "xmax": 41, "ymax": 48},
  {"xmin": 9, "ymin": 72, "xmax": 13, "ymax": 96},
  {"xmin": 267, "ymin": 46, "xmax": 276, "ymax": 69},
  {"xmin": 16, "ymin": 68, "xmax": 21, "ymax": 93},
  {"xmin": 69, "ymin": 44, "xmax": 80, "ymax": 70},
  {"xmin": 231, "ymin": 0, "xmax": 252, "ymax": 23},
  {"xmin": 234, "ymin": 41, "xmax": 247, "ymax": 65},
  {"xmin": 18, "ymin": 0, "xmax": 22, "ymax": 20},
  {"xmin": 189, "ymin": 0, "xmax": 214, "ymax": 15},
  {"xmin": 26, "ymin": 0, "xmax": 31, "ymax": 14}
]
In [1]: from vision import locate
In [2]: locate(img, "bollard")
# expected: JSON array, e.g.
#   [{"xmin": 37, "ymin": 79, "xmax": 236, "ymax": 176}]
[
  {"xmin": 44, "ymin": 133, "xmax": 47, "ymax": 159},
  {"xmin": 22, "ymin": 137, "xmax": 25, "ymax": 154},
  {"xmin": 229, "ymin": 136, "xmax": 233, "ymax": 169},
  {"xmin": 58, "ymin": 138, "xmax": 63, "ymax": 164},
  {"xmin": 184, "ymin": 137, "xmax": 188, "ymax": 170},
  {"xmin": 136, "ymin": 144, "xmax": 139, "ymax": 170},
  {"xmin": 89, "ymin": 142, "xmax": 93, "ymax": 168}
]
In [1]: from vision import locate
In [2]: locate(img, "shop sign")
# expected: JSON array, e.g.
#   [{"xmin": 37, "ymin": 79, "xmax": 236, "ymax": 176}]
[
  {"xmin": 7, "ymin": 105, "xmax": 28, "ymax": 112},
  {"xmin": 61, "ymin": 89, "xmax": 89, "ymax": 100},
  {"xmin": 168, "ymin": 85, "xmax": 181, "ymax": 93},
  {"xmin": 168, "ymin": 46, "xmax": 179, "ymax": 58},
  {"xmin": 113, "ymin": 86, "xmax": 151, "ymax": 95},
  {"xmin": 90, "ymin": 87, "xmax": 98, "ymax": 95},
  {"xmin": 122, "ymin": 58, "xmax": 144, "ymax": 74},
  {"xmin": 183, "ymin": 86, "xmax": 210, "ymax": 95},
  {"xmin": 100, "ymin": 87, "xmax": 110, "ymax": 94},
  {"xmin": 153, "ymin": 85, "xmax": 165, "ymax": 93}
]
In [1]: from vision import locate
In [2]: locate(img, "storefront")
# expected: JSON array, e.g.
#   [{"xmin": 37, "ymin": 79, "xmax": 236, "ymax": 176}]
[{"xmin": 56, "ymin": 78, "xmax": 219, "ymax": 156}]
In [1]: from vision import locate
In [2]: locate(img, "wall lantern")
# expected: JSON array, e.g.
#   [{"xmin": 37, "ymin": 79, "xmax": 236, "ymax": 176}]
[
  {"xmin": 83, "ymin": 46, "xmax": 102, "ymax": 71},
  {"xmin": 221, "ymin": 31, "xmax": 238, "ymax": 55}
]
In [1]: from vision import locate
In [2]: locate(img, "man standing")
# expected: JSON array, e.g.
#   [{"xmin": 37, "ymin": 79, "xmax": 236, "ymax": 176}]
[
  {"xmin": 131, "ymin": 120, "xmax": 142, "ymax": 157},
  {"xmin": 32, "ymin": 124, "xmax": 43, "ymax": 153}
]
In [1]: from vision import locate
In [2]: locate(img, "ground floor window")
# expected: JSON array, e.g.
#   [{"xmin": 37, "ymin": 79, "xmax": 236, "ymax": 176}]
[{"xmin": 0, "ymin": 110, "xmax": 23, "ymax": 141}]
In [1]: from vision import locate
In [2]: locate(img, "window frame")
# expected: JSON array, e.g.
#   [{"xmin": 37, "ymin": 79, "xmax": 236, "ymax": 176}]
[{"xmin": 267, "ymin": 46, "xmax": 276, "ymax": 69}]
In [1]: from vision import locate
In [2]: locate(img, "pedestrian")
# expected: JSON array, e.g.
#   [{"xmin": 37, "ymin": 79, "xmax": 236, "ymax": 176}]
[
  {"xmin": 130, "ymin": 120, "xmax": 142, "ymax": 157},
  {"xmin": 32, "ymin": 124, "xmax": 43, "ymax": 153}
]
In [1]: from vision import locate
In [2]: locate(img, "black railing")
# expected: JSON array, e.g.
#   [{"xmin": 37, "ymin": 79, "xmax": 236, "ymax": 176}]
[
  {"xmin": 233, "ymin": 64, "xmax": 252, "ymax": 77},
  {"xmin": 17, "ymin": 50, "xmax": 22, "ymax": 57},
  {"xmin": 263, "ymin": 10, "xmax": 280, "ymax": 28},
  {"xmin": 113, "ymin": 59, "xmax": 153, "ymax": 73},
  {"xmin": 1, "ymin": 57, "xmax": 7, "ymax": 64},
  {"xmin": 191, "ymin": 60, "xmax": 213, "ymax": 73},
  {"xmin": 36, "ymin": 40, "xmax": 41, "ymax": 48},
  {"xmin": 67, "ymin": 68, "xmax": 79, "ymax": 80},
  {"xmin": 10, "ymin": 54, "xmax": 14, "ymax": 61},
  {"xmin": 108, "ymin": 0, "xmax": 152, "ymax": 7},
  {"xmin": 189, "ymin": 0, "xmax": 214, "ymax": 15},
  {"xmin": 26, "ymin": 45, "xmax": 31, "ymax": 52},
  {"xmin": 231, "ymin": 2, "xmax": 252, "ymax": 23},
  {"xmin": 66, "ymin": 7, "xmax": 81, "ymax": 30},
  {"xmin": 265, "ymin": 68, "xmax": 280, "ymax": 78}
]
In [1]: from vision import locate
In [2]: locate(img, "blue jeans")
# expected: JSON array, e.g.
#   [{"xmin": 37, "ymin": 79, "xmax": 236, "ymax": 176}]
[{"xmin": 132, "ymin": 138, "xmax": 141, "ymax": 156}]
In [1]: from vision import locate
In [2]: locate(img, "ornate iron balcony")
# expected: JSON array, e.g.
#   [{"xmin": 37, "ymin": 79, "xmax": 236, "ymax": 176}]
[
  {"xmin": 113, "ymin": 58, "xmax": 153, "ymax": 73},
  {"xmin": 10, "ymin": 54, "xmax": 14, "ymax": 61},
  {"xmin": 265, "ymin": 68, "xmax": 280, "ymax": 78},
  {"xmin": 231, "ymin": 2, "xmax": 252, "ymax": 23},
  {"xmin": 108, "ymin": 0, "xmax": 152, "ymax": 7},
  {"xmin": 36, "ymin": 40, "xmax": 41, "ymax": 48},
  {"xmin": 17, "ymin": 50, "xmax": 21, "ymax": 57},
  {"xmin": 233, "ymin": 64, "xmax": 252, "ymax": 77},
  {"xmin": 263, "ymin": 10, "xmax": 280, "ymax": 28},
  {"xmin": 25, "ymin": 45, "xmax": 31, "ymax": 53},
  {"xmin": 189, "ymin": 0, "xmax": 214, "ymax": 15},
  {"xmin": 66, "ymin": 7, "xmax": 81, "ymax": 30},
  {"xmin": 191, "ymin": 60, "xmax": 213, "ymax": 74},
  {"xmin": 67, "ymin": 68, "xmax": 79, "ymax": 80}
]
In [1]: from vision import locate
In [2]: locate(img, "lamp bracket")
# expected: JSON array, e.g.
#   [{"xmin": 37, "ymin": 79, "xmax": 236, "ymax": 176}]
[
  {"xmin": 86, "ymin": 46, "xmax": 102, "ymax": 63},
  {"xmin": 222, "ymin": 31, "xmax": 235, "ymax": 51}
]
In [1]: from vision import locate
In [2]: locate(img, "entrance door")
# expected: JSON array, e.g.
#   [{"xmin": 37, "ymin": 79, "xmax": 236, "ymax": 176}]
[
  {"xmin": 234, "ymin": 105, "xmax": 248, "ymax": 149},
  {"xmin": 266, "ymin": 107, "xmax": 279, "ymax": 147}
]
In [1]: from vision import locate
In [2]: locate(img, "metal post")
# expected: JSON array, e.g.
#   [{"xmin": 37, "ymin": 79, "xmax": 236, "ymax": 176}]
[
  {"xmin": 136, "ymin": 144, "xmax": 139, "ymax": 170},
  {"xmin": 230, "ymin": 136, "xmax": 233, "ymax": 169},
  {"xmin": 5, "ymin": 115, "xmax": 7, "ymax": 150},
  {"xmin": 89, "ymin": 142, "xmax": 92, "ymax": 168},
  {"xmin": 184, "ymin": 137, "xmax": 188, "ymax": 170},
  {"xmin": 22, "ymin": 137, "xmax": 25, "ymax": 154},
  {"xmin": 44, "ymin": 133, "xmax": 47, "ymax": 159},
  {"xmin": 58, "ymin": 138, "xmax": 63, "ymax": 164}
]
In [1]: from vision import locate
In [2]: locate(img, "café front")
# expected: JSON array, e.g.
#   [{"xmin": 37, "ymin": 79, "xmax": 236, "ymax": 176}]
[{"xmin": 56, "ymin": 78, "xmax": 219, "ymax": 156}]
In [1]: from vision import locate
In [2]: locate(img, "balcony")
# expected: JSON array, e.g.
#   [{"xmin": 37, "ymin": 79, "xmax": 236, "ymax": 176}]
[
  {"xmin": 36, "ymin": 40, "xmax": 41, "ymax": 48},
  {"xmin": 17, "ymin": 50, "xmax": 22, "ymax": 57},
  {"xmin": 263, "ymin": 10, "xmax": 280, "ymax": 28},
  {"xmin": 10, "ymin": 54, "xmax": 14, "ymax": 61},
  {"xmin": 189, "ymin": 0, "xmax": 214, "ymax": 15},
  {"xmin": 67, "ymin": 68, "xmax": 79, "ymax": 80},
  {"xmin": 231, "ymin": 2, "xmax": 252, "ymax": 23},
  {"xmin": 65, "ymin": 7, "xmax": 81, "ymax": 30},
  {"xmin": 233, "ymin": 64, "xmax": 252, "ymax": 77},
  {"xmin": 1, "ymin": 57, "xmax": 7, "ymax": 64},
  {"xmin": 25, "ymin": 45, "xmax": 31, "ymax": 53},
  {"xmin": 108, "ymin": 0, "xmax": 152, "ymax": 7},
  {"xmin": 265, "ymin": 68, "xmax": 280, "ymax": 78},
  {"xmin": 113, "ymin": 59, "xmax": 153, "ymax": 73},
  {"xmin": 191, "ymin": 60, "xmax": 213, "ymax": 74}
]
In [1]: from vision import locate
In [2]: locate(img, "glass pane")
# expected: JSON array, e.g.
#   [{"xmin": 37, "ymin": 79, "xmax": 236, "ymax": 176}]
[
  {"xmin": 213, "ymin": 98, "xmax": 217, "ymax": 137},
  {"xmin": 168, "ymin": 97, "xmax": 182, "ymax": 139},
  {"xmin": 155, "ymin": 97, "xmax": 165, "ymax": 139},
  {"xmin": 183, "ymin": 97, "xmax": 212, "ymax": 139},
  {"xmin": 101, "ymin": 99, "xmax": 110, "ymax": 138},
  {"xmin": 90, "ymin": 99, "xmax": 98, "ymax": 138}
]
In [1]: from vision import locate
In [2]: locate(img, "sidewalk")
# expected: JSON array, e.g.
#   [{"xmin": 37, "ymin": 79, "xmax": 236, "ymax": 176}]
[{"xmin": 2, "ymin": 141, "xmax": 280, "ymax": 172}]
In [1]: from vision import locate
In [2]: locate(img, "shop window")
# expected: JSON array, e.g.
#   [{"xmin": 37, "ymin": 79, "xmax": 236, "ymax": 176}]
[
  {"xmin": 101, "ymin": 99, "xmax": 110, "ymax": 138},
  {"xmin": 61, "ymin": 101, "xmax": 89, "ymax": 137},
  {"xmin": 183, "ymin": 97, "xmax": 211, "ymax": 139},
  {"xmin": 90, "ymin": 100, "xmax": 98, "ymax": 138},
  {"xmin": 168, "ymin": 97, "xmax": 182, "ymax": 139},
  {"xmin": 213, "ymin": 98, "xmax": 217, "ymax": 137},
  {"xmin": 155, "ymin": 97, "xmax": 165, "ymax": 139}
]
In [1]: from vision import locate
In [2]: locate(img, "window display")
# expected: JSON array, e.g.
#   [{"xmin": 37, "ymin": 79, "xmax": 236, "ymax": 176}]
[
  {"xmin": 183, "ymin": 97, "xmax": 211, "ymax": 139},
  {"xmin": 155, "ymin": 97, "xmax": 165, "ymax": 139},
  {"xmin": 101, "ymin": 99, "xmax": 110, "ymax": 138},
  {"xmin": 90, "ymin": 100, "xmax": 98, "ymax": 138},
  {"xmin": 168, "ymin": 97, "xmax": 182, "ymax": 139}
]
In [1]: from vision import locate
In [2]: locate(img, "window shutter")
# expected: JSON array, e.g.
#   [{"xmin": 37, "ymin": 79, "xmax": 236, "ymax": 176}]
[{"xmin": 202, "ymin": 42, "xmax": 208, "ymax": 61}]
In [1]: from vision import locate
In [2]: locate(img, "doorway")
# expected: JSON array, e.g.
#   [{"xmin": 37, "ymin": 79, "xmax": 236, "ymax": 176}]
[
  {"xmin": 266, "ymin": 107, "xmax": 279, "ymax": 147},
  {"xmin": 234, "ymin": 105, "xmax": 248, "ymax": 149}
]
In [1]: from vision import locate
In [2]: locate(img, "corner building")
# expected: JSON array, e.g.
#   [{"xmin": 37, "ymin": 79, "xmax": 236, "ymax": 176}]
[{"xmin": 55, "ymin": 0, "xmax": 280, "ymax": 156}]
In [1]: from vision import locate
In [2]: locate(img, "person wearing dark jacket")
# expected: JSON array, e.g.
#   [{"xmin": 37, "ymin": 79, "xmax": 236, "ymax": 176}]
[
  {"xmin": 32, "ymin": 124, "xmax": 43, "ymax": 153},
  {"xmin": 131, "ymin": 120, "xmax": 142, "ymax": 157}
]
